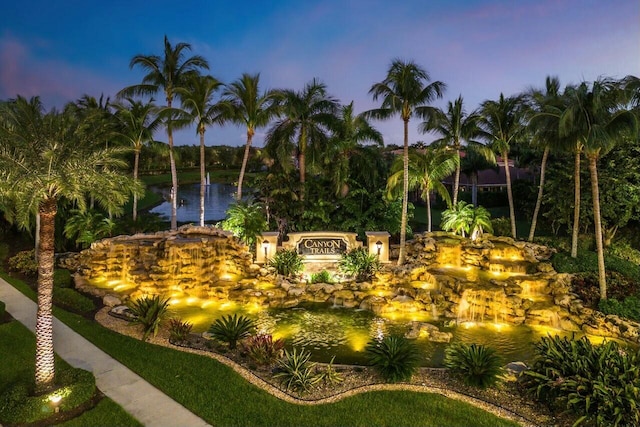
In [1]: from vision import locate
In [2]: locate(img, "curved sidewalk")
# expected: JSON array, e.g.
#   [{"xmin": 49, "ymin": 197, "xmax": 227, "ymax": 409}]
[{"xmin": 0, "ymin": 278, "xmax": 211, "ymax": 427}]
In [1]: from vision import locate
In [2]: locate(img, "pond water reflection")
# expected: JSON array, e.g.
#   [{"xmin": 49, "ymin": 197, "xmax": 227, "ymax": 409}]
[{"xmin": 149, "ymin": 183, "xmax": 243, "ymax": 223}]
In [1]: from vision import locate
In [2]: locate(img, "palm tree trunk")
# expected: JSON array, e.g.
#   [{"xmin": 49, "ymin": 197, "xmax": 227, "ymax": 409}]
[
  {"xmin": 471, "ymin": 172, "xmax": 478, "ymax": 207},
  {"xmin": 528, "ymin": 147, "xmax": 549, "ymax": 241},
  {"xmin": 167, "ymin": 101, "xmax": 178, "ymax": 231},
  {"xmin": 588, "ymin": 155, "xmax": 607, "ymax": 300},
  {"xmin": 133, "ymin": 150, "xmax": 140, "ymax": 222},
  {"xmin": 299, "ymin": 128, "xmax": 307, "ymax": 201},
  {"xmin": 426, "ymin": 191, "xmax": 432, "ymax": 233},
  {"xmin": 237, "ymin": 130, "xmax": 254, "ymax": 201},
  {"xmin": 503, "ymin": 150, "xmax": 517, "ymax": 239},
  {"xmin": 452, "ymin": 147, "xmax": 461, "ymax": 205},
  {"xmin": 35, "ymin": 198, "xmax": 57, "ymax": 394},
  {"xmin": 199, "ymin": 128, "xmax": 206, "ymax": 227},
  {"xmin": 571, "ymin": 149, "xmax": 581, "ymax": 258},
  {"xmin": 397, "ymin": 119, "xmax": 409, "ymax": 265}
]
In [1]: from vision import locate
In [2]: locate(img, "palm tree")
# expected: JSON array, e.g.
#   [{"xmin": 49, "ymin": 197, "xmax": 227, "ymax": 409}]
[
  {"xmin": 440, "ymin": 201, "xmax": 475, "ymax": 238},
  {"xmin": 420, "ymin": 95, "xmax": 482, "ymax": 205},
  {"xmin": 365, "ymin": 59, "xmax": 446, "ymax": 264},
  {"xmin": 386, "ymin": 147, "xmax": 458, "ymax": 232},
  {"xmin": 524, "ymin": 76, "xmax": 565, "ymax": 242},
  {"xmin": 559, "ymin": 78, "xmax": 637, "ymax": 299},
  {"xmin": 0, "ymin": 96, "xmax": 141, "ymax": 393},
  {"xmin": 327, "ymin": 102, "xmax": 383, "ymax": 196},
  {"xmin": 460, "ymin": 144, "xmax": 497, "ymax": 207},
  {"xmin": 220, "ymin": 200, "xmax": 268, "ymax": 248},
  {"xmin": 112, "ymin": 98, "xmax": 162, "ymax": 221},
  {"xmin": 265, "ymin": 78, "xmax": 339, "ymax": 197},
  {"xmin": 479, "ymin": 94, "xmax": 525, "ymax": 239},
  {"xmin": 221, "ymin": 73, "xmax": 280, "ymax": 201},
  {"xmin": 177, "ymin": 74, "xmax": 224, "ymax": 226},
  {"xmin": 119, "ymin": 35, "xmax": 209, "ymax": 230}
]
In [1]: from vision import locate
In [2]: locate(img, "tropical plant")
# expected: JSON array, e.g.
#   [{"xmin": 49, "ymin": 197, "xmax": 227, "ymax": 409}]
[
  {"xmin": 309, "ymin": 270, "xmax": 333, "ymax": 284},
  {"xmin": 241, "ymin": 333, "xmax": 285, "ymax": 366},
  {"xmin": 521, "ymin": 335, "xmax": 640, "ymax": 427},
  {"xmin": 317, "ymin": 356, "xmax": 343, "ymax": 385},
  {"xmin": 420, "ymin": 95, "xmax": 483, "ymax": 205},
  {"xmin": 386, "ymin": 146, "xmax": 458, "ymax": 232},
  {"xmin": 459, "ymin": 143, "xmax": 497, "ymax": 207},
  {"xmin": 176, "ymin": 74, "xmax": 224, "ymax": 226},
  {"xmin": 274, "ymin": 347, "xmax": 321, "ymax": 393},
  {"xmin": 338, "ymin": 247, "xmax": 381, "ymax": 281},
  {"xmin": 0, "ymin": 96, "xmax": 140, "ymax": 393},
  {"xmin": 219, "ymin": 201, "xmax": 267, "ymax": 248},
  {"xmin": 168, "ymin": 317, "xmax": 193, "ymax": 343},
  {"xmin": 269, "ymin": 249, "xmax": 304, "ymax": 278},
  {"xmin": 265, "ymin": 78, "xmax": 339, "ymax": 197},
  {"xmin": 221, "ymin": 73, "xmax": 280, "ymax": 200},
  {"xmin": 479, "ymin": 93, "xmax": 525, "ymax": 239},
  {"xmin": 365, "ymin": 59, "xmax": 446, "ymax": 264},
  {"xmin": 119, "ymin": 35, "xmax": 209, "ymax": 230},
  {"xmin": 441, "ymin": 201, "xmax": 493, "ymax": 240},
  {"xmin": 444, "ymin": 343, "xmax": 503, "ymax": 388},
  {"xmin": 207, "ymin": 314, "xmax": 255, "ymax": 349},
  {"xmin": 127, "ymin": 295, "xmax": 171, "ymax": 341},
  {"xmin": 365, "ymin": 335, "xmax": 419, "ymax": 382},
  {"xmin": 63, "ymin": 209, "xmax": 116, "ymax": 249}
]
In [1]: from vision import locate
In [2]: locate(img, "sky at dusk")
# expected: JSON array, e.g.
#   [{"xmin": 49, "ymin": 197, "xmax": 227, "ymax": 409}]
[{"xmin": 1, "ymin": 0, "xmax": 638, "ymax": 147}]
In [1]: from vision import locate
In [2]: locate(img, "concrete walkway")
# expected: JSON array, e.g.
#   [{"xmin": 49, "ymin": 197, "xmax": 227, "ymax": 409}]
[{"xmin": 0, "ymin": 277, "xmax": 211, "ymax": 427}]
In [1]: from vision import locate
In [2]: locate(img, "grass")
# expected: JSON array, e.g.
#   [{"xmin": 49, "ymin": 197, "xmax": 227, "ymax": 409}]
[
  {"xmin": 0, "ymin": 320, "xmax": 141, "ymax": 427},
  {"xmin": 1, "ymin": 272, "xmax": 518, "ymax": 427}
]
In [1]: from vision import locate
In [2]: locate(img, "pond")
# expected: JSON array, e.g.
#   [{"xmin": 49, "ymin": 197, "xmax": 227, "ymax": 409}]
[{"xmin": 149, "ymin": 183, "xmax": 243, "ymax": 223}]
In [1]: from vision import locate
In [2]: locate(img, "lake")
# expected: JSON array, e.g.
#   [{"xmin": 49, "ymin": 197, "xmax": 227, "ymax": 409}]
[{"xmin": 149, "ymin": 183, "xmax": 243, "ymax": 223}]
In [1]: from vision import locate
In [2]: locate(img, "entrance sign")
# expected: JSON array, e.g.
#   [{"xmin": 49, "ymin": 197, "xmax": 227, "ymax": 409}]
[{"xmin": 298, "ymin": 238, "xmax": 347, "ymax": 256}]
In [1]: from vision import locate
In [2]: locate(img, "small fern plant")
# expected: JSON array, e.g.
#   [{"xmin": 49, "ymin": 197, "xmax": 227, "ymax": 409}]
[
  {"xmin": 269, "ymin": 249, "xmax": 304, "ymax": 278},
  {"xmin": 127, "ymin": 295, "xmax": 171, "ymax": 341},
  {"xmin": 208, "ymin": 314, "xmax": 255, "ymax": 349},
  {"xmin": 444, "ymin": 343, "xmax": 503, "ymax": 388}
]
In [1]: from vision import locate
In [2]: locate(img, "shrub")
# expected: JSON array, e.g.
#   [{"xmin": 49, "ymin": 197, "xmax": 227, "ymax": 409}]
[
  {"xmin": 242, "ymin": 334, "xmax": 285, "ymax": 366},
  {"xmin": 53, "ymin": 269, "xmax": 73, "ymax": 288},
  {"xmin": 208, "ymin": 314, "xmax": 255, "ymax": 349},
  {"xmin": 521, "ymin": 335, "xmax": 640, "ymax": 427},
  {"xmin": 168, "ymin": 318, "xmax": 193, "ymax": 343},
  {"xmin": 444, "ymin": 343, "xmax": 503, "ymax": 389},
  {"xmin": 7, "ymin": 249, "xmax": 37, "ymax": 276},
  {"xmin": 309, "ymin": 270, "xmax": 333, "ymax": 284},
  {"xmin": 274, "ymin": 347, "xmax": 320, "ymax": 393},
  {"xmin": 338, "ymin": 247, "xmax": 380, "ymax": 282},
  {"xmin": 127, "ymin": 295, "xmax": 171, "ymax": 341},
  {"xmin": 607, "ymin": 239, "xmax": 640, "ymax": 265},
  {"xmin": 317, "ymin": 356, "xmax": 343, "ymax": 385},
  {"xmin": 490, "ymin": 217, "xmax": 511, "ymax": 237},
  {"xmin": 0, "ymin": 367, "xmax": 95, "ymax": 424},
  {"xmin": 53, "ymin": 288, "xmax": 96, "ymax": 314},
  {"xmin": 599, "ymin": 296, "xmax": 640, "ymax": 321},
  {"xmin": 269, "ymin": 249, "xmax": 304, "ymax": 278},
  {"xmin": 365, "ymin": 335, "xmax": 419, "ymax": 382}
]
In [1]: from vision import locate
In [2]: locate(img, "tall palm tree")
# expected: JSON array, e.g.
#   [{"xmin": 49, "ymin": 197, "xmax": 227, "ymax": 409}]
[
  {"xmin": 265, "ymin": 78, "xmax": 339, "ymax": 198},
  {"xmin": 112, "ymin": 98, "xmax": 162, "ymax": 221},
  {"xmin": 460, "ymin": 143, "xmax": 497, "ymax": 207},
  {"xmin": 176, "ymin": 74, "xmax": 224, "ymax": 226},
  {"xmin": 386, "ymin": 147, "xmax": 458, "ymax": 232},
  {"xmin": 479, "ymin": 93, "xmax": 525, "ymax": 239},
  {"xmin": 327, "ymin": 102, "xmax": 383, "ymax": 196},
  {"xmin": 559, "ymin": 78, "xmax": 637, "ymax": 299},
  {"xmin": 365, "ymin": 59, "xmax": 445, "ymax": 264},
  {"xmin": 221, "ymin": 73, "xmax": 280, "ymax": 200},
  {"xmin": 119, "ymin": 35, "xmax": 209, "ymax": 230},
  {"xmin": 0, "ymin": 96, "xmax": 140, "ymax": 393},
  {"xmin": 525, "ymin": 76, "xmax": 565, "ymax": 242},
  {"xmin": 420, "ymin": 95, "xmax": 482, "ymax": 205}
]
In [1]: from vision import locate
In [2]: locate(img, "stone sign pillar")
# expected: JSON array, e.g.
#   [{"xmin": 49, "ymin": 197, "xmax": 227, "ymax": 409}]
[
  {"xmin": 256, "ymin": 231, "xmax": 279, "ymax": 264},
  {"xmin": 365, "ymin": 231, "xmax": 390, "ymax": 263}
]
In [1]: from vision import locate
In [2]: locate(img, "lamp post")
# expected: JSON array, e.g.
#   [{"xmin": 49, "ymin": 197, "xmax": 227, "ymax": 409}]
[
  {"xmin": 49, "ymin": 394, "xmax": 62, "ymax": 413},
  {"xmin": 262, "ymin": 239, "xmax": 270, "ymax": 262},
  {"xmin": 375, "ymin": 240, "xmax": 383, "ymax": 258}
]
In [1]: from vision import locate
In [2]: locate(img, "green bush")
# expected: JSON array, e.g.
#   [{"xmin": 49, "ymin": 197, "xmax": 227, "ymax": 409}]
[
  {"xmin": 521, "ymin": 335, "xmax": 640, "ymax": 427},
  {"xmin": 338, "ymin": 247, "xmax": 380, "ymax": 282},
  {"xmin": 274, "ymin": 348, "xmax": 320, "ymax": 393},
  {"xmin": 7, "ymin": 249, "xmax": 37, "ymax": 276},
  {"xmin": 0, "ymin": 367, "xmax": 96, "ymax": 424},
  {"xmin": 490, "ymin": 217, "xmax": 511, "ymax": 237},
  {"xmin": 365, "ymin": 335, "xmax": 419, "ymax": 382},
  {"xmin": 127, "ymin": 295, "xmax": 171, "ymax": 341},
  {"xmin": 444, "ymin": 343, "xmax": 503, "ymax": 389},
  {"xmin": 599, "ymin": 296, "xmax": 640, "ymax": 321},
  {"xmin": 53, "ymin": 288, "xmax": 95, "ymax": 314},
  {"xmin": 309, "ymin": 270, "xmax": 333, "ymax": 284},
  {"xmin": 241, "ymin": 334, "xmax": 285, "ymax": 366},
  {"xmin": 269, "ymin": 249, "xmax": 304, "ymax": 278},
  {"xmin": 317, "ymin": 356, "xmax": 343, "ymax": 385},
  {"xmin": 208, "ymin": 314, "xmax": 255, "ymax": 349},
  {"xmin": 54, "ymin": 269, "xmax": 73, "ymax": 288},
  {"xmin": 168, "ymin": 318, "xmax": 193, "ymax": 343}
]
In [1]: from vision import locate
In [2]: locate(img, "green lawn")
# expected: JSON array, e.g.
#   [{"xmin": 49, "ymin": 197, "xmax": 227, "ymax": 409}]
[{"xmin": 2, "ymin": 273, "xmax": 519, "ymax": 427}]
